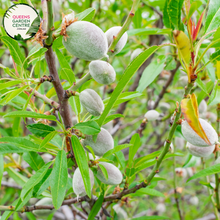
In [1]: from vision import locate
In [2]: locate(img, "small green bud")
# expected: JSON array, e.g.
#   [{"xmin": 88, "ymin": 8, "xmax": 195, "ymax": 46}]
[
  {"xmin": 105, "ymin": 26, "xmax": 128, "ymax": 55},
  {"xmin": 63, "ymin": 21, "xmax": 108, "ymax": 61},
  {"xmin": 82, "ymin": 128, "xmax": 114, "ymax": 156},
  {"xmin": 89, "ymin": 60, "xmax": 116, "ymax": 84},
  {"xmin": 79, "ymin": 89, "xmax": 104, "ymax": 116},
  {"xmin": 96, "ymin": 162, "xmax": 123, "ymax": 185},
  {"xmin": 72, "ymin": 167, "xmax": 94, "ymax": 197},
  {"xmin": 32, "ymin": 198, "xmax": 54, "ymax": 217}
]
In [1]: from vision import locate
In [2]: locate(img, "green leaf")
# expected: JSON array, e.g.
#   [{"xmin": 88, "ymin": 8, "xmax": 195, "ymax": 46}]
[
  {"xmin": 163, "ymin": 0, "xmax": 184, "ymax": 30},
  {"xmin": 188, "ymin": 0, "xmax": 203, "ymax": 20},
  {"xmin": 210, "ymin": 50, "xmax": 220, "ymax": 62},
  {"xmin": 0, "ymin": 143, "xmax": 28, "ymax": 154},
  {"xmin": 33, "ymin": 169, "xmax": 52, "ymax": 197},
  {"xmin": 4, "ymin": 111, "xmax": 57, "ymax": 121},
  {"xmin": 183, "ymin": 154, "xmax": 199, "ymax": 168},
  {"xmin": 20, "ymin": 162, "xmax": 53, "ymax": 199},
  {"xmin": 55, "ymin": 49, "xmax": 75, "ymax": 84},
  {"xmin": 98, "ymin": 164, "xmax": 108, "ymax": 180},
  {"xmin": 0, "ymin": 154, "xmax": 3, "ymax": 186},
  {"xmin": 23, "ymin": 152, "xmax": 45, "ymax": 171},
  {"xmin": 15, "ymin": 188, "xmax": 33, "ymax": 211},
  {"xmin": 39, "ymin": 131, "xmax": 58, "ymax": 149},
  {"xmin": 137, "ymin": 56, "xmax": 166, "ymax": 92},
  {"xmin": 74, "ymin": 121, "xmax": 100, "ymax": 135},
  {"xmin": 71, "ymin": 135, "xmax": 91, "ymax": 198},
  {"xmin": 132, "ymin": 187, "xmax": 165, "ymax": 197},
  {"xmin": 27, "ymin": 123, "xmax": 55, "ymax": 137},
  {"xmin": 103, "ymin": 144, "xmax": 132, "ymax": 158},
  {"xmin": 129, "ymin": 134, "xmax": 141, "ymax": 168},
  {"xmin": 102, "ymin": 114, "xmax": 124, "ymax": 125},
  {"xmin": 0, "ymin": 80, "xmax": 22, "ymax": 92},
  {"xmin": 187, "ymin": 163, "xmax": 220, "ymax": 182},
  {"xmin": 132, "ymin": 216, "xmax": 169, "ymax": 220},
  {"xmin": 85, "ymin": 145, "xmax": 96, "ymax": 160},
  {"xmin": 0, "ymin": 85, "xmax": 29, "ymax": 105},
  {"xmin": 208, "ymin": 82, "xmax": 220, "ymax": 106},
  {"xmin": 50, "ymin": 150, "xmax": 68, "ymax": 209},
  {"xmin": 97, "ymin": 46, "xmax": 160, "ymax": 127},
  {"xmin": 69, "ymin": 96, "xmax": 83, "ymax": 116},
  {"xmin": 1, "ymin": 36, "xmax": 26, "ymax": 68},
  {"xmin": 0, "ymin": 137, "xmax": 39, "ymax": 152},
  {"xmin": 205, "ymin": 0, "xmax": 220, "ymax": 33},
  {"xmin": 5, "ymin": 167, "xmax": 28, "ymax": 187},
  {"xmin": 127, "ymin": 28, "xmax": 172, "ymax": 36},
  {"xmin": 76, "ymin": 8, "xmax": 96, "ymax": 21},
  {"xmin": 88, "ymin": 192, "xmax": 104, "ymax": 220}
]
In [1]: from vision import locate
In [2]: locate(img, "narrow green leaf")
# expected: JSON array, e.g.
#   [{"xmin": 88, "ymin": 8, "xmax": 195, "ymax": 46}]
[
  {"xmin": 102, "ymin": 114, "xmax": 124, "ymax": 125},
  {"xmin": 137, "ymin": 56, "xmax": 166, "ymax": 92},
  {"xmin": 5, "ymin": 167, "xmax": 28, "ymax": 187},
  {"xmin": 208, "ymin": 82, "xmax": 220, "ymax": 106},
  {"xmin": 55, "ymin": 49, "xmax": 75, "ymax": 84},
  {"xmin": 183, "ymin": 154, "xmax": 199, "ymax": 168},
  {"xmin": 0, "ymin": 143, "xmax": 28, "ymax": 154},
  {"xmin": 76, "ymin": 8, "xmax": 96, "ymax": 21},
  {"xmin": 0, "ymin": 80, "xmax": 22, "ymax": 92},
  {"xmin": 103, "ymin": 144, "xmax": 132, "ymax": 158},
  {"xmin": 74, "ymin": 121, "xmax": 100, "ymax": 135},
  {"xmin": 1, "ymin": 36, "xmax": 26, "ymax": 68},
  {"xmin": 4, "ymin": 111, "xmax": 57, "ymax": 121},
  {"xmin": 0, "ymin": 85, "xmax": 29, "ymax": 105},
  {"xmin": 127, "ymin": 28, "xmax": 172, "ymax": 36},
  {"xmin": 205, "ymin": 0, "xmax": 220, "ymax": 33},
  {"xmin": 85, "ymin": 145, "xmax": 96, "ymax": 160},
  {"xmin": 20, "ymin": 162, "xmax": 53, "ymax": 199},
  {"xmin": 27, "ymin": 123, "xmax": 55, "ymax": 137},
  {"xmin": 187, "ymin": 163, "xmax": 220, "ymax": 182},
  {"xmin": 132, "ymin": 187, "xmax": 165, "ymax": 197},
  {"xmin": 88, "ymin": 192, "xmax": 104, "ymax": 220},
  {"xmin": 69, "ymin": 96, "xmax": 83, "ymax": 116},
  {"xmin": 50, "ymin": 150, "xmax": 68, "ymax": 209},
  {"xmin": 129, "ymin": 134, "xmax": 141, "ymax": 168},
  {"xmin": 71, "ymin": 135, "xmax": 91, "ymax": 198},
  {"xmin": 15, "ymin": 188, "xmax": 33, "ymax": 211},
  {"xmin": 0, "ymin": 154, "xmax": 3, "ymax": 186},
  {"xmin": 39, "ymin": 131, "xmax": 58, "ymax": 149},
  {"xmin": 132, "ymin": 216, "xmax": 169, "ymax": 220},
  {"xmin": 98, "ymin": 164, "xmax": 108, "ymax": 180},
  {"xmin": 97, "ymin": 46, "xmax": 160, "ymax": 127},
  {"xmin": 12, "ymin": 117, "xmax": 21, "ymax": 137},
  {"xmin": 0, "ymin": 137, "xmax": 39, "ymax": 152},
  {"xmin": 33, "ymin": 169, "xmax": 52, "ymax": 197},
  {"xmin": 23, "ymin": 152, "xmax": 45, "ymax": 171},
  {"xmin": 188, "ymin": 1, "xmax": 202, "ymax": 20}
]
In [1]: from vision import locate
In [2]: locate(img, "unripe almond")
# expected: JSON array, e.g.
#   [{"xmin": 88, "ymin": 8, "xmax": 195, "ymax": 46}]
[
  {"xmin": 144, "ymin": 110, "xmax": 160, "ymax": 121},
  {"xmin": 82, "ymin": 128, "xmax": 114, "ymax": 156},
  {"xmin": 32, "ymin": 198, "xmax": 54, "ymax": 217},
  {"xmin": 96, "ymin": 162, "xmax": 123, "ymax": 185},
  {"xmin": 89, "ymin": 60, "xmax": 116, "ymax": 84},
  {"xmin": 189, "ymin": 196, "xmax": 199, "ymax": 206},
  {"xmin": 79, "ymin": 89, "xmax": 104, "ymax": 116},
  {"xmin": 72, "ymin": 167, "xmax": 94, "ymax": 197},
  {"xmin": 186, "ymin": 142, "xmax": 215, "ymax": 157},
  {"xmin": 63, "ymin": 21, "xmax": 108, "ymax": 61},
  {"xmin": 105, "ymin": 26, "xmax": 128, "ymax": 55},
  {"xmin": 130, "ymin": 48, "xmax": 143, "ymax": 61},
  {"xmin": 181, "ymin": 118, "xmax": 218, "ymax": 147},
  {"xmin": 199, "ymin": 100, "xmax": 207, "ymax": 114}
]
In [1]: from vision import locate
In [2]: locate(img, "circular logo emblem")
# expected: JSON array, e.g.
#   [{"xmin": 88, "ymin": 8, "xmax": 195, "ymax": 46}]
[{"xmin": 3, "ymin": 3, "xmax": 40, "ymax": 41}]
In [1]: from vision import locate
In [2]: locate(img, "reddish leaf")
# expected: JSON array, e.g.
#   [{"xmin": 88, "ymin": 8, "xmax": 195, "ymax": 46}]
[
  {"xmin": 193, "ymin": 11, "xmax": 205, "ymax": 41},
  {"xmin": 181, "ymin": 94, "xmax": 211, "ymax": 145}
]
